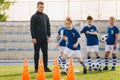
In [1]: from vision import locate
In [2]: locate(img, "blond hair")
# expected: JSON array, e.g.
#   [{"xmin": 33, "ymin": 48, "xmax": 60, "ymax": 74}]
[
  {"xmin": 109, "ymin": 16, "xmax": 116, "ymax": 21},
  {"xmin": 65, "ymin": 16, "xmax": 73, "ymax": 24}
]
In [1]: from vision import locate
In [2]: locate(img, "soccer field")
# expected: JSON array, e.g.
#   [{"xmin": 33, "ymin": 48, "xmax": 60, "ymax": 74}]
[{"xmin": 0, "ymin": 66, "xmax": 120, "ymax": 80}]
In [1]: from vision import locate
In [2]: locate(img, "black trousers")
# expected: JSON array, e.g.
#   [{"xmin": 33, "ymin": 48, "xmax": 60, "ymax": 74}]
[{"xmin": 34, "ymin": 38, "xmax": 48, "ymax": 70}]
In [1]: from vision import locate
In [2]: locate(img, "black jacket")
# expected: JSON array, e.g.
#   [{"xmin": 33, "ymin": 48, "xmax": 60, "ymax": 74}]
[{"xmin": 30, "ymin": 11, "xmax": 51, "ymax": 41}]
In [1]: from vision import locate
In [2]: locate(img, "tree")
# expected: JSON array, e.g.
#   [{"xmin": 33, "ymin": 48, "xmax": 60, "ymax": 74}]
[{"xmin": 0, "ymin": 0, "xmax": 13, "ymax": 21}]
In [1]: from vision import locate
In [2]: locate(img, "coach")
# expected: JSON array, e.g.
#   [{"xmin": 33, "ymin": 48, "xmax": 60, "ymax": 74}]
[{"xmin": 30, "ymin": 1, "xmax": 51, "ymax": 72}]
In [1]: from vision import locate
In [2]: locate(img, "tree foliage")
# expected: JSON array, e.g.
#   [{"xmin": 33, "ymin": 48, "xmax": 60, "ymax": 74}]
[{"xmin": 0, "ymin": 0, "xmax": 13, "ymax": 21}]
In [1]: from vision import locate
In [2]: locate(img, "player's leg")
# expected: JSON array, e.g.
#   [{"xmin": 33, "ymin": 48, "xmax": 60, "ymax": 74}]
[
  {"xmin": 110, "ymin": 46, "xmax": 118, "ymax": 71},
  {"xmin": 86, "ymin": 46, "xmax": 92, "ymax": 71},
  {"xmin": 93, "ymin": 45, "xmax": 102, "ymax": 71},
  {"xmin": 93, "ymin": 45, "xmax": 101, "ymax": 64},
  {"xmin": 59, "ymin": 47, "xmax": 70, "ymax": 66},
  {"xmin": 110, "ymin": 53, "xmax": 117, "ymax": 71},
  {"xmin": 75, "ymin": 50, "xmax": 87, "ymax": 74},
  {"xmin": 103, "ymin": 45, "xmax": 111, "ymax": 70},
  {"xmin": 103, "ymin": 51, "xmax": 110, "ymax": 70},
  {"xmin": 34, "ymin": 42, "xmax": 40, "ymax": 72},
  {"xmin": 95, "ymin": 52, "xmax": 102, "ymax": 71},
  {"xmin": 87, "ymin": 52, "xmax": 92, "ymax": 71},
  {"xmin": 58, "ymin": 46, "xmax": 65, "ymax": 68},
  {"xmin": 59, "ymin": 46, "xmax": 65, "ymax": 56}
]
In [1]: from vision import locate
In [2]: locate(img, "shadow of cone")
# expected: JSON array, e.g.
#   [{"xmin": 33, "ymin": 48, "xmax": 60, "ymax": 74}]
[
  {"xmin": 52, "ymin": 58, "xmax": 61, "ymax": 80},
  {"xmin": 66, "ymin": 58, "xmax": 75, "ymax": 80},
  {"xmin": 36, "ymin": 58, "xmax": 46, "ymax": 80},
  {"xmin": 21, "ymin": 58, "xmax": 30, "ymax": 80}
]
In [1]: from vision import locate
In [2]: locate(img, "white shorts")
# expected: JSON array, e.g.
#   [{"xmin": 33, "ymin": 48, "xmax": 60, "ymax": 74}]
[
  {"xmin": 63, "ymin": 47, "xmax": 81, "ymax": 58},
  {"xmin": 59, "ymin": 46, "xmax": 66, "ymax": 52},
  {"xmin": 86, "ymin": 45, "xmax": 99, "ymax": 52},
  {"xmin": 105, "ymin": 45, "xmax": 118, "ymax": 54}
]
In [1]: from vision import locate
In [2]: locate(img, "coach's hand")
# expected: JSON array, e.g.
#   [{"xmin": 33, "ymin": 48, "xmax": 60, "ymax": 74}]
[
  {"xmin": 32, "ymin": 38, "xmax": 37, "ymax": 44},
  {"xmin": 47, "ymin": 37, "xmax": 51, "ymax": 43}
]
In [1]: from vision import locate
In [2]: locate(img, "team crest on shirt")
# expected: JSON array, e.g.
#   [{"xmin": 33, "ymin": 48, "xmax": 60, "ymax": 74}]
[
  {"xmin": 72, "ymin": 33, "xmax": 75, "ymax": 37},
  {"xmin": 111, "ymin": 30, "xmax": 114, "ymax": 34}
]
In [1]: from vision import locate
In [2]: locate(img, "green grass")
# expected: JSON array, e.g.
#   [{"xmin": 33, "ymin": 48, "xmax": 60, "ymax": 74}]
[{"xmin": 0, "ymin": 66, "xmax": 120, "ymax": 80}]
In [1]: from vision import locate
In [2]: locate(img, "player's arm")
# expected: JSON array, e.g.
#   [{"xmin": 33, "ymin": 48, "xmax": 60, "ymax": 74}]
[
  {"xmin": 86, "ymin": 27, "xmax": 98, "ymax": 35},
  {"xmin": 63, "ymin": 36, "xmax": 68, "ymax": 42},
  {"xmin": 56, "ymin": 34, "xmax": 60, "ymax": 42},
  {"xmin": 113, "ymin": 33, "xmax": 119, "ymax": 50},
  {"xmin": 73, "ymin": 37, "xmax": 80, "ymax": 48},
  {"xmin": 73, "ymin": 31, "xmax": 81, "ymax": 48},
  {"xmin": 56, "ymin": 35, "xmax": 66, "ymax": 47},
  {"xmin": 80, "ymin": 27, "xmax": 86, "ymax": 34},
  {"xmin": 86, "ymin": 31, "xmax": 98, "ymax": 35}
]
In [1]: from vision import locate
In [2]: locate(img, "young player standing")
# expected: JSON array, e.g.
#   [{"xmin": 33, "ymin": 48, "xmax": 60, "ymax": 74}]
[
  {"xmin": 103, "ymin": 16, "xmax": 119, "ymax": 71},
  {"xmin": 57, "ymin": 16, "xmax": 87, "ymax": 74},
  {"xmin": 80, "ymin": 16, "xmax": 102, "ymax": 71}
]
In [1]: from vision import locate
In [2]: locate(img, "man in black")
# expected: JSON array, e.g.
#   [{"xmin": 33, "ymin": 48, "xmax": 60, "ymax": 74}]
[{"xmin": 30, "ymin": 1, "xmax": 51, "ymax": 72}]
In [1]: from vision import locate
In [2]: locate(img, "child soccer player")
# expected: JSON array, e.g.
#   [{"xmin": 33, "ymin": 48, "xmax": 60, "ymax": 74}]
[
  {"xmin": 56, "ymin": 25, "xmax": 67, "ymax": 68},
  {"xmin": 57, "ymin": 26, "xmax": 66, "ymax": 56},
  {"xmin": 103, "ymin": 16, "xmax": 119, "ymax": 71},
  {"xmin": 80, "ymin": 16, "xmax": 102, "ymax": 71},
  {"xmin": 57, "ymin": 16, "xmax": 87, "ymax": 74}
]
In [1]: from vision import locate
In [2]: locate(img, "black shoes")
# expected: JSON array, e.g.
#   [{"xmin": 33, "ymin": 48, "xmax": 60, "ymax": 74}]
[
  {"xmin": 45, "ymin": 67, "xmax": 52, "ymax": 72},
  {"xmin": 103, "ymin": 66, "xmax": 108, "ymax": 70},
  {"xmin": 110, "ymin": 66, "xmax": 116, "ymax": 71},
  {"xmin": 83, "ymin": 68, "xmax": 87, "ymax": 74},
  {"xmin": 34, "ymin": 67, "xmax": 51, "ymax": 73},
  {"xmin": 34, "ymin": 69, "xmax": 38, "ymax": 73}
]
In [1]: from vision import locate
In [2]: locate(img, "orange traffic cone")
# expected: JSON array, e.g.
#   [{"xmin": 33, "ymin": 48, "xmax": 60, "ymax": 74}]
[
  {"xmin": 52, "ymin": 58, "xmax": 61, "ymax": 80},
  {"xmin": 36, "ymin": 58, "xmax": 46, "ymax": 80},
  {"xmin": 21, "ymin": 58, "xmax": 30, "ymax": 80},
  {"xmin": 24, "ymin": 58, "xmax": 28, "ymax": 65},
  {"xmin": 66, "ymin": 59, "xmax": 75, "ymax": 80}
]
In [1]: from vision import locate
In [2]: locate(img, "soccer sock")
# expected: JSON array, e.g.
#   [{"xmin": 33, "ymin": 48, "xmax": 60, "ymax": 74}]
[
  {"xmin": 104, "ymin": 57, "xmax": 109, "ymax": 67},
  {"xmin": 88, "ymin": 56, "xmax": 92, "ymax": 67},
  {"xmin": 58, "ymin": 56, "xmax": 66, "ymax": 66},
  {"xmin": 61, "ymin": 57, "xmax": 66, "ymax": 65},
  {"xmin": 112, "ymin": 56, "xmax": 117, "ymax": 67},
  {"xmin": 96, "ymin": 56, "xmax": 101, "ymax": 65},
  {"xmin": 80, "ymin": 62, "xmax": 86, "ymax": 69}
]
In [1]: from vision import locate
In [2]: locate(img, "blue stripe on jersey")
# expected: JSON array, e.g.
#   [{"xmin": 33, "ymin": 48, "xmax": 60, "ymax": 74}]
[
  {"xmin": 106, "ymin": 26, "xmax": 119, "ymax": 45},
  {"xmin": 63, "ymin": 27, "xmax": 80, "ymax": 50},
  {"xmin": 80, "ymin": 25, "xmax": 99, "ymax": 46},
  {"xmin": 58, "ymin": 27, "xmax": 66, "ymax": 47}
]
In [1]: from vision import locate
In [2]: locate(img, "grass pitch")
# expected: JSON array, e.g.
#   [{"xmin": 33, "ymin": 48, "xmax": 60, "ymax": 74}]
[{"xmin": 0, "ymin": 66, "xmax": 120, "ymax": 80}]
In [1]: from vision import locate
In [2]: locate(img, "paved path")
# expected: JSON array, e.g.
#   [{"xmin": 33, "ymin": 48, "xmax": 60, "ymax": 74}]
[{"xmin": 0, "ymin": 60, "xmax": 120, "ymax": 66}]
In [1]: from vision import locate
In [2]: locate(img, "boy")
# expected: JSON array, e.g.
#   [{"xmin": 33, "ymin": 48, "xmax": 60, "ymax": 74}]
[
  {"xmin": 80, "ymin": 16, "xmax": 102, "ymax": 71},
  {"xmin": 103, "ymin": 16, "xmax": 119, "ymax": 71},
  {"xmin": 57, "ymin": 16, "xmax": 87, "ymax": 74},
  {"xmin": 56, "ymin": 26, "xmax": 67, "ymax": 68}
]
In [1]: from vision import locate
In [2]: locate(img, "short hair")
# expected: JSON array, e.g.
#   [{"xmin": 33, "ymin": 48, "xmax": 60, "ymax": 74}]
[
  {"xmin": 87, "ymin": 16, "xmax": 93, "ymax": 20},
  {"xmin": 37, "ymin": 1, "xmax": 44, "ymax": 6},
  {"xmin": 65, "ymin": 16, "xmax": 73, "ymax": 23},
  {"xmin": 109, "ymin": 16, "xmax": 116, "ymax": 21}
]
